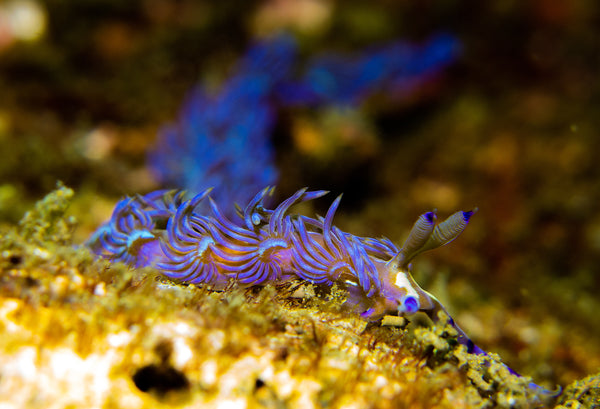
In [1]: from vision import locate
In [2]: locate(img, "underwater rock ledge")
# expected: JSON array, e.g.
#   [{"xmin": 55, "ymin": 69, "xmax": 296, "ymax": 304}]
[{"xmin": 0, "ymin": 185, "xmax": 595, "ymax": 409}]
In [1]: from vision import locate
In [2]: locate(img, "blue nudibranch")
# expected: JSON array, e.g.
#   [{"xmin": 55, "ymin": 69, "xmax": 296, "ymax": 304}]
[
  {"xmin": 88, "ymin": 187, "xmax": 555, "ymax": 397},
  {"xmin": 89, "ymin": 187, "xmax": 475, "ymax": 324}
]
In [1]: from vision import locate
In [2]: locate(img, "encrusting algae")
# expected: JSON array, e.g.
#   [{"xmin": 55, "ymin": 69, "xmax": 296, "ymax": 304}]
[{"xmin": 0, "ymin": 185, "xmax": 597, "ymax": 408}]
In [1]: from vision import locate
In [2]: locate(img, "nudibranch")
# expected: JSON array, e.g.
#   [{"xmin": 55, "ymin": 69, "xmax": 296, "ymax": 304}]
[
  {"xmin": 88, "ymin": 187, "xmax": 555, "ymax": 397},
  {"xmin": 89, "ymin": 187, "xmax": 474, "ymax": 325}
]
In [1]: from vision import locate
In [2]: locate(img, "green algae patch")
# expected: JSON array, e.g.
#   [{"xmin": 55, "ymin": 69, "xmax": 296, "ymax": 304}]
[
  {"xmin": 0, "ymin": 186, "xmax": 581, "ymax": 408},
  {"xmin": 18, "ymin": 181, "xmax": 76, "ymax": 246}
]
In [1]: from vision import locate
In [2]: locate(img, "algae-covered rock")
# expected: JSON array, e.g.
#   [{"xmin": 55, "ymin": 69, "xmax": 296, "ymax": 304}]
[
  {"xmin": 18, "ymin": 181, "xmax": 76, "ymax": 246},
  {"xmin": 0, "ymin": 187, "xmax": 586, "ymax": 408},
  {"xmin": 556, "ymin": 372, "xmax": 600, "ymax": 409},
  {"xmin": 409, "ymin": 311, "xmax": 557, "ymax": 409}
]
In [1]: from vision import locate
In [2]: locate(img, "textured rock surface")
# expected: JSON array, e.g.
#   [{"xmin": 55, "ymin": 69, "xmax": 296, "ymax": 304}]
[{"xmin": 2, "ymin": 187, "xmax": 594, "ymax": 409}]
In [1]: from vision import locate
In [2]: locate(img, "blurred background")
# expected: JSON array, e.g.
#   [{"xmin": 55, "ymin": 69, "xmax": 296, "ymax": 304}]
[{"xmin": 0, "ymin": 0, "xmax": 599, "ymax": 389}]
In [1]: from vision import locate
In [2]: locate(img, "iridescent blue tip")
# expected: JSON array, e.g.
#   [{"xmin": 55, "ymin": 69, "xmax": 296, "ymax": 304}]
[
  {"xmin": 403, "ymin": 296, "xmax": 420, "ymax": 315},
  {"xmin": 424, "ymin": 211, "xmax": 436, "ymax": 223},
  {"xmin": 462, "ymin": 208, "xmax": 478, "ymax": 222}
]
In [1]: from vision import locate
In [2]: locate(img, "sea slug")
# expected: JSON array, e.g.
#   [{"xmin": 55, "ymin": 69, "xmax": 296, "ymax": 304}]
[
  {"xmin": 88, "ymin": 186, "xmax": 560, "ymax": 400},
  {"xmin": 89, "ymin": 187, "xmax": 474, "ymax": 335}
]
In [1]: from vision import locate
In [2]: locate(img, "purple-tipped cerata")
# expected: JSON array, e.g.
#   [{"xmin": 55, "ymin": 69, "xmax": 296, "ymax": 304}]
[{"xmin": 88, "ymin": 187, "xmax": 477, "ymax": 317}]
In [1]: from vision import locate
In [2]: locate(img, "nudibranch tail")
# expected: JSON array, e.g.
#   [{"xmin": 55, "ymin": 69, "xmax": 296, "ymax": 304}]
[
  {"xmin": 89, "ymin": 196, "xmax": 159, "ymax": 267},
  {"xmin": 422, "ymin": 292, "xmax": 561, "ymax": 399}
]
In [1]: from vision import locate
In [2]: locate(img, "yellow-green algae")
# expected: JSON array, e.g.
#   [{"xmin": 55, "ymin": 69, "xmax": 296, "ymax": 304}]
[
  {"xmin": 0, "ymin": 186, "xmax": 595, "ymax": 408},
  {"xmin": 555, "ymin": 372, "xmax": 600, "ymax": 409}
]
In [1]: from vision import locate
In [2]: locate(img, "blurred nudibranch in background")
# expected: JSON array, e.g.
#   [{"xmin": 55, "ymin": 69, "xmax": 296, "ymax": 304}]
[{"xmin": 147, "ymin": 32, "xmax": 461, "ymax": 216}]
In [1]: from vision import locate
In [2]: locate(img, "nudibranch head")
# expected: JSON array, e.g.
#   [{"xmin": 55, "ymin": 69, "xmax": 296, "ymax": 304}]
[
  {"xmin": 360, "ymin": 208, "xmax": 477, "ymax": 320},
  {"xmin": 393, "ymin": 270, "xmax": 422, "ymax": 315}
]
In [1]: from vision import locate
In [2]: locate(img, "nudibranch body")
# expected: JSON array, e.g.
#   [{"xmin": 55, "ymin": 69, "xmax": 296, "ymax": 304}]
[{"xmin": 89, "ymin": 187, "xmax": 474, "ymax": 325}]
